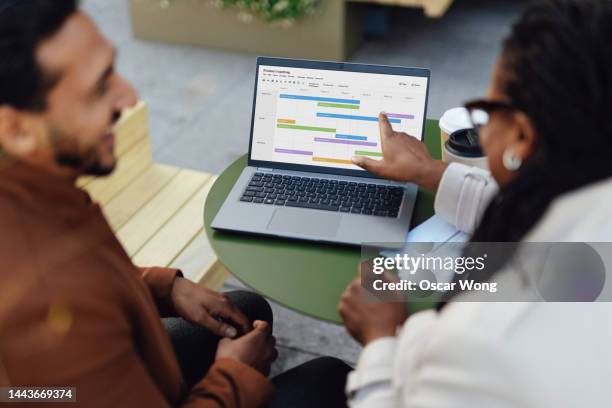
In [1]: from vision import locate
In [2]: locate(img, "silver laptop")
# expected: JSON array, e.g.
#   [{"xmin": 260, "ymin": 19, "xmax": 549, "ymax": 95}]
[{"xmin": 212, "ymin": 57, "xmax": 431, "ymax": 246}]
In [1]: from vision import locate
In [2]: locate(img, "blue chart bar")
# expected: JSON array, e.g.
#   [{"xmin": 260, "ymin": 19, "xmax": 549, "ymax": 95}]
[
  {"xmin": 280, "ymin": 94, "xmax": 360, "ymax": 105},
  {"xmin": 335, "ymin": 134, "xmax": 368, "ymax": 141},
  {"xmin": 317, "ymin": 112, "xmax": 401, "ymax": 124}
]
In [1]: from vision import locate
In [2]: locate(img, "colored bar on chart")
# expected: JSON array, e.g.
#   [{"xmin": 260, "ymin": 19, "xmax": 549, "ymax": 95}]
[
  {"xmin": 275, "ymin": 148, "xmax": 313, "ymax": 156},
  {"xmin": 277, "ymin": 124, "xmax": 336, "ymax": 133},
  {"xmin": 313, "ymin": 157, "xmax": 354, "ymax": 165},
  {"xmin": 280, "ymin": 94, "xmax": 360, "ymax": 105},
  {"xmin": 354, "ymin": 150, "xmax": 383, "ymax": 157},
  {"xmin": 386, "ymin": 113, "xmax": 415, "ymax": 120},
  {"xmin": 335, "ymin": 134, "xmax": 368, "ymax": 141},
  {"xmin": 317, "ymin": 102, "xmax": 360, "ymax": 110},
  {"xmin": 314, "ymin": 137, "xmax": 377, "ymax": 147},
  {"xmin": 277, "ymin": 119, "xmax": 296, "ymax": 124},
  {"xmin": 317, "ymin": 112, "xmax": 401, "ymax": 124}
]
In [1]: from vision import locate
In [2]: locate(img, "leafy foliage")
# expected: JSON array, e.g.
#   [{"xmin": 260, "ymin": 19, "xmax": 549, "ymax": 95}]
[{"xmin": 214, "ymin": 0, "xmax": 318, "ymax": 23}]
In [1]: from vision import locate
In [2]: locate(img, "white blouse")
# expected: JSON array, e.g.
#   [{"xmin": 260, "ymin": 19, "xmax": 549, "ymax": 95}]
[
  {"xmin": 433, "ymin": 162, "xmax": 498, "ymax": 234},
  {"xmin": 346, "ymin": 163, "xmax": 612, "ymax": 408}
]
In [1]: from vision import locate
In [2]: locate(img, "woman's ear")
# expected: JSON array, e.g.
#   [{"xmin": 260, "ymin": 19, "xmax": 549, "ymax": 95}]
[
  {"xmin": 511, "ymin": 111, "xmax": 538, "ymax": 160},
  {"xmin": 0, "ymin": 106, "xmax": 46, "ymax": 158}
]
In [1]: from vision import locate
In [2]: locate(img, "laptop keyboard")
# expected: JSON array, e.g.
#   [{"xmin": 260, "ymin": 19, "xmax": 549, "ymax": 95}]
[{"xmin": 240, "ymin": 173, "xmax": 404, "ymax": 218}]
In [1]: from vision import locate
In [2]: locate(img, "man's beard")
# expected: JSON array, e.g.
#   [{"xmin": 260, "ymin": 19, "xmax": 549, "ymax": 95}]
[
  {"xmin": 55, "ymin": 151, "xmax": 115, "ymax": 176},
  {"xmin": 50, "ymin": 125, "xmax": 116, "ymax": 176}
]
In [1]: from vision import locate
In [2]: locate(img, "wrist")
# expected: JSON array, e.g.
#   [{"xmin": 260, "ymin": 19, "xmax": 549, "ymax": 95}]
[
  {"xmin": 362, "ymin": 328, "xmax": 397, "ymax": 346},
  {"xmin": 170, "ymin": 274, "xmax": 183, "ymax": 289},
  {"xmin": 170, "ymin": 275, "xmax": 187, "ymax": 301},
  {"xmin": 417, "ymin": 160, "xmax": 448, "ymax": 193}
]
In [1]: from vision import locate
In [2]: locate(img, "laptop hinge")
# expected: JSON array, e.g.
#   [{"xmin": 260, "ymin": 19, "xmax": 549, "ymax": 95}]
[{"xmin": 257, "ymin": 167, "xmax": 274, "ymax": 172}]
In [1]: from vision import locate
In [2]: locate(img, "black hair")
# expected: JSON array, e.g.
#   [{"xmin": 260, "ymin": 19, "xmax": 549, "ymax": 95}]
[
  {"xmin": 475, "ymin": 0, "xmax": 612, "ymax": 241},
  {"xmin": 0, "ymin": 0, "xmax": 79, "ymax": 111},
  {"xmin": 441, "ymin": 0, "xmax": 612, "ymax": 307}
]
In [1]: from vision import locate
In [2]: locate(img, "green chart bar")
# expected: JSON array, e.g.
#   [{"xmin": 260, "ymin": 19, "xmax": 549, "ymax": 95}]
[
  {"xmin": 277, "ymin": 124, "xmax": 336, "ymax": 133},
  {"xmin": 317, "ymin": 102, "xmax": 360, "ymax": 110},
  {"xmin": 354, "ymin": 150, "xmax": 383, "ymax": 157}
]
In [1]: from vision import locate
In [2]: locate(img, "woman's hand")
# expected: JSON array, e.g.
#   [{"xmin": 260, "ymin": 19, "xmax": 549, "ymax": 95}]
[
  {"xmin": 170, "ymin": 278, "xmax": 250, "ymax": 338},
  {"xmin": 216, "ymin": 320, "xmax": 278, "ymax": 376},
  {"xmin": 338, "ymin": 276, "xmax": 408, "ymax": 346},
  {"xmin": 352, "ymin": 113, "xmax": 448, "ymax": 193}
]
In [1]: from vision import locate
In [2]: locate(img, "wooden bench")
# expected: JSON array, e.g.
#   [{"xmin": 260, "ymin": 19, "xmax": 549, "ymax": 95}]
[{"xmin": 78, "ymin": 102, "xmax": 229, "ymax": 289}]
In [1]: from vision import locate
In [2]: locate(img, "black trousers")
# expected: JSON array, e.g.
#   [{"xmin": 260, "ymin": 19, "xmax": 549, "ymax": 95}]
[{"xmin": 163, "ymin": 290, "xmax": 351, "ymax": 408}]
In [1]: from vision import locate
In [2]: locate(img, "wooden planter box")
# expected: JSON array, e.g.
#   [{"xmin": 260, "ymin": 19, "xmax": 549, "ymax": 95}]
[
  {"xmin": 129, "ymin": 0, "xmax": 364, "ymax": 60},
  {"xmin": 350, "ymin": 0, "xmax": 454, "ymax": 18}
]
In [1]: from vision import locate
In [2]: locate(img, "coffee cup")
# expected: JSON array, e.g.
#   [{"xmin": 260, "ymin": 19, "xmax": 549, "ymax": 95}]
[
  {"xmin": 439, "ymin": 107, "xmax": 472, "ymax": 162},
  {"xmin": 444, "ymin": 128, "xmax": 488, "ymax": 170}
]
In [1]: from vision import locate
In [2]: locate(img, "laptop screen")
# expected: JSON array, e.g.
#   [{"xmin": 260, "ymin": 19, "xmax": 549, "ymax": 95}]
[{"xmin": 250, "ymin": 64, "xmax": 429, "ymax": 172}]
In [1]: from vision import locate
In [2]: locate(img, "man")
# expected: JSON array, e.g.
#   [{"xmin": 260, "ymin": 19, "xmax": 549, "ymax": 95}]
[{"xmin": 0, "ymin": 1, "xmax": 277, "ymax": 406}]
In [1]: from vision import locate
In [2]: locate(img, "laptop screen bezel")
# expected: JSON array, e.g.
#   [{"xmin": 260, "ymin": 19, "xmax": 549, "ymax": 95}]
[{"xmin": 247, "ymin": 57, "xmax": 431, "ymax": 179}]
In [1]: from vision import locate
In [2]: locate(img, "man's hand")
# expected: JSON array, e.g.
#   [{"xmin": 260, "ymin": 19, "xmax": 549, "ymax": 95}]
[
  {"xmin": 338, "ymin": 276, "xmax": 408, "ymax": 346},
  {"xmin": 170, "ymin": 278, "xmax": 249, "ymax": 338},
  {"xmin": 352, "ymin": 113, "xmax": 448, "ymax": 192},
  {"xmin": 216, "ymin": 320, "xmax": 278, "ymax": 376}
]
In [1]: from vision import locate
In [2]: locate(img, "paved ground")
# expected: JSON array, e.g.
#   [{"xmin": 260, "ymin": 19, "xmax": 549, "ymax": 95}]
[{"xmin": 83, "ymin": 0, "xmax": 526, "ymax": 375}]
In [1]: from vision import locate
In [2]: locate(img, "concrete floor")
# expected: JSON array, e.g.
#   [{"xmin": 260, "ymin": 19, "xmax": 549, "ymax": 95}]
[{"xmin": 83, "ymin": 0, "xmax": 526, "ymax": 375}]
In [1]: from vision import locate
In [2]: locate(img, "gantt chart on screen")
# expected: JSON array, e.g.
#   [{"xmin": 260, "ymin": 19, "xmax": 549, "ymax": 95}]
[{"xmin": 251, "ymin": 65, "xmax": 429, "ymax": 171}]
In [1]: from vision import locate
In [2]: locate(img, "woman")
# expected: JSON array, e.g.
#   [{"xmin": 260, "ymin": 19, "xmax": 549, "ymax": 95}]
[{"xmin": 339, "ymin": 0, "xmax": 612, "ymax": 406}]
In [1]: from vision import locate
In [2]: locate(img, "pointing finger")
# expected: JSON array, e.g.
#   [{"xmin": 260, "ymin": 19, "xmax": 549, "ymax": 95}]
[{"xmin": 379, "ymin": 112, "xmax": 394, "ymax": 146}]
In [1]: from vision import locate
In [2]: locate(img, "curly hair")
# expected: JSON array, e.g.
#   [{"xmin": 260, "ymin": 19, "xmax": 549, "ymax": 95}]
[
  {"xmin": 472, "ymin": 0, "xmax": 612, "ymax": 244},
  {"xmin": 441, "ymin": 0, "xmax": 612, "ymax": 307}
]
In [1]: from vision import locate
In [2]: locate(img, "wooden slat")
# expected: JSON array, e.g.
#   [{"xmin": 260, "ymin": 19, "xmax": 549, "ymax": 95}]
[
  {"xmin": 132, "ymin": 176, "xmax": 217, "ymax": 268},
  {"xmin": 196, "ymin": 259, "xmax": 231, "ymax": 290},
  {"xmin": 77, "ymin": 176, "xmax": 93, "ymax": 188},
  {"xmin": 73, "ymin": 100, "xmax": 227, "ymax": 289},
  {"xmin": 103, "ymin": 164, "xmax": 180, "ymax": 231},
  {"xmin": 117, "ymin": 169, "xmax": 211, "ymax": 256},
  {"xmin": 84, "ymin": 137, "xmax": 152, "ymax": 205},
  {"xmin": 170, "ymin": 230, "xmax": 217, "ymax": 281},
  {"xmin": 115, "ymin": 101, "xmax": 149, "ymax": 157},
  {"xmin": 168, "ymin": 182, "xmax": 231, "ymax": 287}
]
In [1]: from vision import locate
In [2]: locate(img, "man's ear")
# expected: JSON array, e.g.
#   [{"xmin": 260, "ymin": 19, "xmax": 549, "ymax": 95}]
[
  {"xmin": 0, "ymin": 106, "xmax": 46, "ymax": 158},
  {"xmin": 511, "ymin": 111, "xmax": 538, "ymax": 160}
]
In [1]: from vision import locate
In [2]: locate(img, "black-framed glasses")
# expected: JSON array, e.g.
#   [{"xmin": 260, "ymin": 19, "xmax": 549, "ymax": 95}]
[{"xmin": 464, "ymin": 99, "xmax": 517, "ymax": 132}]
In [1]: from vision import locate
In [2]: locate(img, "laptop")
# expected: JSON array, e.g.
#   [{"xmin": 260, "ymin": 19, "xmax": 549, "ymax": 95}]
[{"xmin": 212, "ymin": 57, "xmax": 431, "ymax": 246}]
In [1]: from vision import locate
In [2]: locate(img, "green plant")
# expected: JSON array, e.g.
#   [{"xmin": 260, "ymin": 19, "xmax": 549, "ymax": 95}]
[{"xmin": 214, "ymin": 0, "xmax": 318, "ymax": 23}]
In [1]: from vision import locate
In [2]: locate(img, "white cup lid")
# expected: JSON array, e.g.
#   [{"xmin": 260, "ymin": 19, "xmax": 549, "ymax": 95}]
[{"xmin": 439, "ymin": 107, "xmax": 472, "ymax": 134}]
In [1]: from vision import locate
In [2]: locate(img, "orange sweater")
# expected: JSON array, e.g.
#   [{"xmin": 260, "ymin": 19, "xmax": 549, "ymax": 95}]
[{"xmin": 0, "ymin": 161, "xmax": 273, "ymax": 407}]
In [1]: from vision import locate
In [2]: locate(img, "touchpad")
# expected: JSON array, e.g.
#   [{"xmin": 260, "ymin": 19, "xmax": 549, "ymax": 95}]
[{"xmin": 267, "ymin": 208, "xmax": 341, "ymax": 238}]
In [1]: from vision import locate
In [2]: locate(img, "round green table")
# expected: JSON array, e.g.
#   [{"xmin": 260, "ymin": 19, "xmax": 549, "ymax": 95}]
[{"xmin": 204, "ymin": 120, "xmax": 442, "ymax": 323}]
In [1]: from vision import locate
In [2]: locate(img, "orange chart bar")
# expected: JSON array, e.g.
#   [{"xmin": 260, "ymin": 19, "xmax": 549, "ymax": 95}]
[
  {"xmin": 313, "ymin": 157, "xmax": 353, "ymax": 165},
  {"xmin": 277, "ymin": 119, "xmax": 296, "ymax": 124}
]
